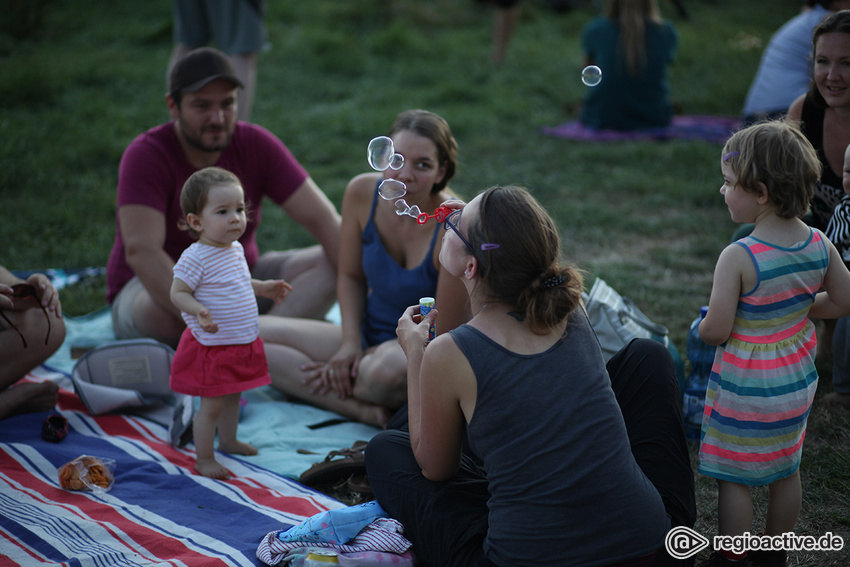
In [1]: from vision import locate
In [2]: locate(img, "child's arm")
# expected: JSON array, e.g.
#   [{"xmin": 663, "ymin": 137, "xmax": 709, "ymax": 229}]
[
  {"xmin": 252, "ymin": 279, "xmax": 293, "ymax": 306},
  {"xmin": 170, "ymin": 277, "xmax": 218, "ymax": 333},
  {"xmin": 699, "ymin": 244, "xmax": 749, "ymax": 346},
  {"xmin": 809, "ymin": 241, "xmax": 850, "ymax": 319}
]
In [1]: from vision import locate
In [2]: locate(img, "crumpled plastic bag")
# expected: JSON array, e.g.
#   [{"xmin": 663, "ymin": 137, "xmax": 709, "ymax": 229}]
[{"xmin": 58, "ymin": 455, "xmax": 115, "ymax": 492}]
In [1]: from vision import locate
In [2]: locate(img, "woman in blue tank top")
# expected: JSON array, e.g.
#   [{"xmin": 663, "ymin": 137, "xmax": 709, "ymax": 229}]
[
  {"xmin": 366, "ymin": 186, "xmax": 696, "ymax": 566},
  {"xmin": 258, "ymin": 110, "xmax": 470, "ymax": 427}
]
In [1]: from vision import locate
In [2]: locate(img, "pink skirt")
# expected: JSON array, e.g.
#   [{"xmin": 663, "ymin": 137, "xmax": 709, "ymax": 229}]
[{"xmin": 170, "ymin": 328, "xmax": 271, "ymax": 397}]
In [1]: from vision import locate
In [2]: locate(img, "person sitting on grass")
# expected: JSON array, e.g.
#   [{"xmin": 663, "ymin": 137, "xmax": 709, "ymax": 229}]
[
  {"xmin": 258, "ymin": 110, "xmax": 470, "ymax": 427},
  {"xmin": 0, "ymin": 266, "xmax": 66, "ymax": 420},
  {"xmin": 106, "ymin": 47, "xmax": 340, "ymax": 349},
  {"xmin": 366, "ymin": 185, "xmax": 696, "ymax": 566}
]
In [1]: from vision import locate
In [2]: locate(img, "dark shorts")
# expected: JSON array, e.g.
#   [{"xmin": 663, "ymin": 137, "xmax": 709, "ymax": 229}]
[{"xmin": 173, "ymin": 0, "xmax": 267, "ymax": 54}]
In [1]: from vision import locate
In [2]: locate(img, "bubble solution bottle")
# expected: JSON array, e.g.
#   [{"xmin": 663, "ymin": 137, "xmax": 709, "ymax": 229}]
[{"xmin": 682, "ymin": 306, "xmax": 714, "ymax": 439}]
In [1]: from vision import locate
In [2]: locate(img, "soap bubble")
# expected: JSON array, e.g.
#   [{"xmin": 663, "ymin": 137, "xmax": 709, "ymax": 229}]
[
  {"xmin": 394, "ymin": 199, "xmax": 422, "ymax": 219},
  {"xmin": 581, "ymin": 65, "xmax": 602, "ymax": 87},
  {"xmin": 378, "ymin": 178, "xmax": 407, "ymax": 200},
  {"xmin": 368, "ymin": 136, "xmax": 394, "ymax": 171},
  {"xmin": 389, "ymin": 153, "xmax": 404, "ymax": 170}
]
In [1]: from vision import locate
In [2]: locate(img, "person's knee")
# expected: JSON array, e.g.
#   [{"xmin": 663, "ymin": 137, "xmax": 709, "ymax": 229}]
[
  {"xmin": 354, "ymin": 362, "xmax": 407, "ymax": 407},
  {"xmin": 23, "ymin": 306, "xmax": 64, "ymax": 360},
  {"xmin": 45, "ymin": 310, "xmax": 66, "ymax": 357},
  {"xmin": 365, "ymin": 429, "xmax": 409, "ymax": 474}
]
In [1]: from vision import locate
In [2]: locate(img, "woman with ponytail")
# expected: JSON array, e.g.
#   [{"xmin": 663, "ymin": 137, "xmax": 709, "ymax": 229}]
[{"xmin": 366, "ymin": 186, "xmax": 696, "ymax": 567}]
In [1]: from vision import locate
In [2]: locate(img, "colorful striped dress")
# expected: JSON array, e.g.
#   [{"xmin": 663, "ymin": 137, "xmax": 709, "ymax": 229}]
[{"xmin": 698, "ymin": 229, "xmax": 829, "ymax": 486}]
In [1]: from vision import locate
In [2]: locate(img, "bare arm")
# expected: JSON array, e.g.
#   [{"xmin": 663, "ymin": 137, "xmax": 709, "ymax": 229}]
[
  {"xmin": 336, "ymin": 175, "xmax": 371, "ymax": 349},
  {"xmin": 280, "ymin": 177, "xmax": 342, "ymax": 269},
  {"xmin": 311, "ymin": 175, "xmax": 371, "ymax": 397},
  {"xmin": 170, "ymin": 277, "xmax": 217, "ymax": 333},
  {"xmin": 119, "ymin": 204, "xmax": 182, "ymax": 319},
  {"xmin": 786, "ymin": 94, "xmax": 806, "ymax": 127},
  {"xmin": 397, "ymin": 305, "xmax": 467, "ymax": 481},
  {"xmin": 699, "ymin": 244, "xmax": 749, "ymax": 345}
]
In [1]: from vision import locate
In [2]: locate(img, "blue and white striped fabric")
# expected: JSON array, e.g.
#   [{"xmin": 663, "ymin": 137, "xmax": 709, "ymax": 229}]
[{"xmin": 0, "ymin": 370, "xmax": 341, "ymax": 567}]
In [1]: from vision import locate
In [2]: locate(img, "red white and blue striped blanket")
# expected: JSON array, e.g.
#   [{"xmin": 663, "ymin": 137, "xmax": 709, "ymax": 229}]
[{"xmin": 0, "ymin": 371, "xmax": 341, "ymax": 566}]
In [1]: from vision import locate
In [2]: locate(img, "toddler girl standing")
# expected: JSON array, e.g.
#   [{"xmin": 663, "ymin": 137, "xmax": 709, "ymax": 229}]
[
  {"xmin": 697, "ymin": 121, "xmax": 850, "ymax": 567},
  {"xmin": 170, "ymin": 167, "xmax": 292, "ymax": 480}
]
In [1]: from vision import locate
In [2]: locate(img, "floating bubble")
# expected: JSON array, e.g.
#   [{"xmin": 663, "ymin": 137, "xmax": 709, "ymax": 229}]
[
  {"xmin": 394, "ymin": 199, "xmax": 422, "ymax": 219},
  {"xmin": 378, "ymin": 178, "xmax": 407, "ymax": 200},
  {"xmin": 368, "ymin": 136, "xmax": 394, "ymax": 171},
  {"xmin": 581, "ymin": 65, "xmax": 602, "ymax": 87},
  {"xmin": 389, "ymin": 153, "xmax": 404, "ymax": 170}
]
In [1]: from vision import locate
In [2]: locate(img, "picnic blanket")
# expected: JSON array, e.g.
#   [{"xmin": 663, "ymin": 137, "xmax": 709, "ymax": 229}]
[
  {"xmin": 0, "ymin": 368, "xmax": 344, "ymax": 566},
  {"xmin": 541, "ymin": 115, "xmax": 742, "ymax": 144},
  {"xmin": 44, "ymin": 303, "xmax": 382, "ymax": 481}
]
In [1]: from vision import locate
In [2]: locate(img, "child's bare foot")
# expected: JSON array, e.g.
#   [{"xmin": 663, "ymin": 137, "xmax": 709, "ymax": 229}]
[
  {"xmin": 194, "ymin": 457, "xmax": 231, "ymax": 479},
  {"xmin": 218, "ymin": 440, "xmax": 257, "ymax": 456},
  {"xmin": 0, "ymin": 381, "xmax": 59, "ymax": 420}
]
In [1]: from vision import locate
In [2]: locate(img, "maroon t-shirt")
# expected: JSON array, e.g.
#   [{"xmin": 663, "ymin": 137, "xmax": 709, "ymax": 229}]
[{"xmin": 105, "ymin": 121, "xmax": 308, "ymax": 303}]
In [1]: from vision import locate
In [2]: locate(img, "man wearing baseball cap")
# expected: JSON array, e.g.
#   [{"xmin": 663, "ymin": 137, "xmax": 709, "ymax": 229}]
[{"xmin": 106, "ymin": 47, "xmax": 340, "ymax": 348}]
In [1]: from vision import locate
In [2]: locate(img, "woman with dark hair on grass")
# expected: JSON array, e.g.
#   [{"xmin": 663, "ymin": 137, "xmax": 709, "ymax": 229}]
[
  {"xmin": 259, "ymin": 109, "xmax": 470, "ymax": 426},
  {"xmin": 787, "ymin": 9, "xmax": 850, "ymax": 403},
  {"xmin": 366, "ymin": 185, "xmax": 696, "ymax": 566}
]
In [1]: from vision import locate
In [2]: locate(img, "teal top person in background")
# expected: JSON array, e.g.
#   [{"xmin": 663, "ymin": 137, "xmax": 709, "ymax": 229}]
[{"xmin": 580, "ymin": 0, "xmax": 679, "ymax": 131}]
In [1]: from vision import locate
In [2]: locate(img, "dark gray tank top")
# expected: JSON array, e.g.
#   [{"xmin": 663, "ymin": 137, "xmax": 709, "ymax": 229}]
[{"xmin": 451, "ymin": 308, "xmax": 667, "ymax": 566}]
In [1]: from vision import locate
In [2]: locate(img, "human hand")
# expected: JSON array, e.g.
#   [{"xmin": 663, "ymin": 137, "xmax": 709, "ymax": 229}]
[
  {"xmin": 0, "ymin": 275, "xmax": 62, "ymax": 317},
  {"xmin": 197, "ymin": 308, "xmax": 218, "ymax": 333},
  {"xmin": 0, "ymin": 284, "xmax": 14, "ymax": 310},
  {"xmin": 396, "ymin": 304, "xmax": 435, "ymax": 358},
  {"xmin": 439, "ymin": 198, "xmax": 466, "ymax": 213},
  {"xmin": 257, "ymin": 279, "xmax": 293, "ymax": 305},
  {"xmin": 301, "ymin": 342, "xmax": 360, "ymax": 399},
  {"xmin": 27, "ymin": 273, "xmax": 62, "ymax": 317}
]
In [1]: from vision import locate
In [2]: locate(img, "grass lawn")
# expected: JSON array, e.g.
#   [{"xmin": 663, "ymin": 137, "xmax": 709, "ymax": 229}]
[{"xmin": 2, "ymin": 0, "xmax": 848, "ymax": 564}]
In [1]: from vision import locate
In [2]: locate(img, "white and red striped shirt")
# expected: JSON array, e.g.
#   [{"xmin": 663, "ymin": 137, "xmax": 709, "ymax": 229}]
[{"xmin": 173, "ymin": 241, "xmax": 259, "ymax": 346}]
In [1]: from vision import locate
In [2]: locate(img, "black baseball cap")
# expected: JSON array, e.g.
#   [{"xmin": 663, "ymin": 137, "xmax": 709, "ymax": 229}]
[{"xmin": 168, "ymin": 47, "xmax": 244, "ymax": 96}]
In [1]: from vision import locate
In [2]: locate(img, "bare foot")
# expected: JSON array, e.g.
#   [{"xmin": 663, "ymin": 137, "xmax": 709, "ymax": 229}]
[
  {"xmin": 0, "ymin": 381, "xmax": 59, "ymax": 420},
  {"xmin": 218, "ymin": 440, "xmax": 258, "ymax": 456},
  {"xmin": 194, "ymin": 457, "xmax": 231, "ymax": 480}
]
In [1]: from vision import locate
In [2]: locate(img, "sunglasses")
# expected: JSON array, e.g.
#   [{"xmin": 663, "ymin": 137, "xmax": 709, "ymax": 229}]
[
  {"xmin": 0, "ymin": 284, "xmax": 51, "ymax": 348},
  {"xmin": 443, "ymin": 210, "xmax": 500, "ymax": 256}
]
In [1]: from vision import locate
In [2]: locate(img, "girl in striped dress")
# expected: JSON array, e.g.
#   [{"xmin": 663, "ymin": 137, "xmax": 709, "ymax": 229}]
[{"xmin": 697, "ymin": 121, "xmax": 850, "ymax": 567}]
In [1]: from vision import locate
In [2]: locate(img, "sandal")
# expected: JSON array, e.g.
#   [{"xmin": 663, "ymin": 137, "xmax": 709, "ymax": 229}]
[
  {"xmin": 346, "ymin": 474, "xmax": 373, "ymax": 497},
  {"xmin": 299, "ymin": 440, "xmax": 368, "ymax": 487}
]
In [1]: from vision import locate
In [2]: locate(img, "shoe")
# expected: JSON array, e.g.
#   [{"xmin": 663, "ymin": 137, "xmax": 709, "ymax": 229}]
[
  {"xmin": 169, "ymin": 395, "xmax": 194, "ymax": 447},
  {"xmin": 824, "ymin": 391, "xmax": 850, "ymax": 408},
  {"xmin": 299, "ymin": 440, "xmax": 368, "ymax": 487},
  {"xmin": 697, "ymin": 552, "xmax": 750, "ymax": 566},
  {"xmin": 748, "ymin": 549, "xmax": 786, "ymax": 567},
  {"xmin": 346, "ymin": 474, "xmax": 373, "ymax": 497}
]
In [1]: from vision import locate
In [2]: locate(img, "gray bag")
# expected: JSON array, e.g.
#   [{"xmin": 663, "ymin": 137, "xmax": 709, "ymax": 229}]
[
  {"xmin": 582, "ymin": 278, "xmax": 671, "ymax": 361},
  {"xmin": 72, "ymin": 339, "xmax": 176, "ymax": 415}
]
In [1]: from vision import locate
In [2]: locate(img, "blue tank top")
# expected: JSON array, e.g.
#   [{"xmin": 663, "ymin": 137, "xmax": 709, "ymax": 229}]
[
  {"xmin": 451, "ymin": 308, "xmax": 668, "ymax": 566},
  {"xmin": 361, "ymin": 182, "xmax": 440, "ymax": 347}
]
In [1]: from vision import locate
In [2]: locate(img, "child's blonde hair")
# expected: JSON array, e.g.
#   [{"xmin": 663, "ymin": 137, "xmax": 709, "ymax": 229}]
[
  {"xmin": 179, "ymin": 166, "xmax": 245, "ymax": 239},
  {"xmin": 722, "ymin": 121, "xmax": 821, "ymax": 219}
]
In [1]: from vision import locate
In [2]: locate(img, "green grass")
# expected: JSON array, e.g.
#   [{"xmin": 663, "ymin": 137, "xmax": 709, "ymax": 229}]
[{"xmin": 2, "ymin": 0, "xmax": 849, "ymax": 563}]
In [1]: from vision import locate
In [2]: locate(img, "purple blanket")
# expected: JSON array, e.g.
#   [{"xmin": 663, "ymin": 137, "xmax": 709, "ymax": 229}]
[{"xmin": 542, "ymin": 115, "xmax": 742, "ymax": 144}]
